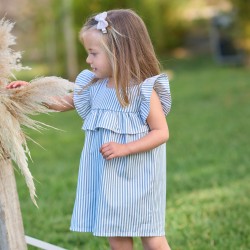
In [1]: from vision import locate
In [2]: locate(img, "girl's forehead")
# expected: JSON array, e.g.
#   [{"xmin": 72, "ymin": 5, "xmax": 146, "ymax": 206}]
[
  {"xmin": 82, "ymin": 29, "xmax": 104, "ymax": 48},
  {"xmin": 83, "ymin": 29, "xmax": 102, "ymax": 41}
]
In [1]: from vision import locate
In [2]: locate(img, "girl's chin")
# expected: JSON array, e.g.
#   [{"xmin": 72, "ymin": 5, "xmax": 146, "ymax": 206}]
[
  {"xmin": 92, "ymin": 71, "xmax": 111, "ymax": 79},
  {"xmin": 91, "ymin": 70, "xmax": 98, "ymax": 76},
  {"xmin": 94, "ymin": 73, "xmax": 106, "ymax": 79}
]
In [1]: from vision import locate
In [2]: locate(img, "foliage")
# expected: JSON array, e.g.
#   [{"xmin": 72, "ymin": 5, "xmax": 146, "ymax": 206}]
[
  {"xmin": 228, "ymin": 0, "xmax": 250, "ymax": 50},
  {"xmin": 16, "ymin": 56, "xmax": 250, "ymax": 249},
  {"xmin": 16, "ymin": 0, "xmax": 189, "ymax": 77},
  {"xmin": 71, "ymin": 0, "xmax": 189, "ymax": 76},
  {"xmin": 72, "ymin": 0, "xmax": 189, "ymax": 53}
]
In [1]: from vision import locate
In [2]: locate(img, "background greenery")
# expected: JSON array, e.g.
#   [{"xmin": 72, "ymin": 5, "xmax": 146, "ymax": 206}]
[
  {"xmin": 15, "ymin": 55, "xmax": 250, "ymax": 249},
  {"xmin": 2, "ymin": 0, "xmax": 249, "ymax": 79}
]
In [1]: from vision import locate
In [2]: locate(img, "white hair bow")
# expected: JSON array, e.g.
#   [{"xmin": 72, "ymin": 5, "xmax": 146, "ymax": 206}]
[{"xmin": 95, "ymin": 12, "xmax": 108, "ymax": 34}]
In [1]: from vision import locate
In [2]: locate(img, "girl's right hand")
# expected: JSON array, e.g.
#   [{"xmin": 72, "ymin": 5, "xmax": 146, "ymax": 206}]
[{"xmin": 6, "ymin": 81, "xmax": 29, "ymax": 89}]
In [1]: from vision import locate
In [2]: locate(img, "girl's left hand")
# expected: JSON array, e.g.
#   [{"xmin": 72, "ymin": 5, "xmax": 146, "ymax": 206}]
[{"xmin": 100, "ymin": 142, "xmax": 130, "ymax": 160}]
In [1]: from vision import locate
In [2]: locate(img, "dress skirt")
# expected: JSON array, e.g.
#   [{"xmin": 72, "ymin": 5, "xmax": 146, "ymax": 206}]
[{"xmin": 70, "ymin": 128, "xmax": 167, "ymax": 237}]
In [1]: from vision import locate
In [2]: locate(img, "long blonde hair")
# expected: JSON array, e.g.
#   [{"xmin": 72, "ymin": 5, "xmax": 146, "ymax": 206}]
[{"xmin": 79, "ymin": 9, "xmax": 160, "ymax": 107}]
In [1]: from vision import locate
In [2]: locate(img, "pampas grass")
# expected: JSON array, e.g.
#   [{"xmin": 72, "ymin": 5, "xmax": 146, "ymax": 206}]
[
  {"xmin": 0, "ymin": 18, "xmax": 28, "ymax": 86},
  {"xmin": 0, "ymin": 18, "xmax": 74, "ymax": 206}
]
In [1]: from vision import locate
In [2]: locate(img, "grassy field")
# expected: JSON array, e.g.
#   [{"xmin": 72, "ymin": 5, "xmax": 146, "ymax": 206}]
[{"xmin": 14, "ymin": 55, "xmax": 250, "ymax": 249}]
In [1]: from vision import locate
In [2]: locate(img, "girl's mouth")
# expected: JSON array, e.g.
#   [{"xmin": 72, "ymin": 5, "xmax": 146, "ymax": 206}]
[{"xmin": 91, "ymin": 65, "xmax": 96, "ymax": 72}]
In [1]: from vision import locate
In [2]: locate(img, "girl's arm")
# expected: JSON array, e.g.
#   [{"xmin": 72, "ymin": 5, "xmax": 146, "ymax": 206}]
[
  {"xmin": 100, "ymin": 89, "xmax": 169, "ymax": 160},
  {"xmin": 6, "ymin": 81, "xmax": 75, "ymax": 112},
  {"xmin": 46, "ymin": 94, "xmax": 74, "ymax": 111}
]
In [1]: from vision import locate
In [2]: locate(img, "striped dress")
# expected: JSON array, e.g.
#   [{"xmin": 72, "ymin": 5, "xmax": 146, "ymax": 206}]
[{"xmin": 70, "ymin": 70, "xmax": 171, "ymax": 237}]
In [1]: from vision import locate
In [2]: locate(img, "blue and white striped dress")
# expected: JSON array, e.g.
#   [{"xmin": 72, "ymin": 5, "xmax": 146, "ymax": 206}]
[{"xmin": 70, "ymin": 70, "xmax": 171, "ymax": 237}]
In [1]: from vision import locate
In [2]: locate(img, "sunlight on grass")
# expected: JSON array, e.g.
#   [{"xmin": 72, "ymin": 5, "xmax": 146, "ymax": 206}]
[{"xmin": 167, "ymin": 179, "xmax": 250, "ymax": 250}]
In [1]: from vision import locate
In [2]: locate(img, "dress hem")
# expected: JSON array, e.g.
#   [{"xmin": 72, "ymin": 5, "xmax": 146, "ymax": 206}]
[{"xmin": 70, "ymin": 227, "xmax": 165, "ymax": 237}]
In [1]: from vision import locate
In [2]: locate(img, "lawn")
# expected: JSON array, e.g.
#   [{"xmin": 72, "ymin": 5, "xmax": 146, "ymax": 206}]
[{"xmin": 14, "ymin": 55, "xmax": 250, "ymax": 249}]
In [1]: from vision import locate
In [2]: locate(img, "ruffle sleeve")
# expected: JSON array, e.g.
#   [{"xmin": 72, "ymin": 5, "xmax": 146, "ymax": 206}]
[
  {"xmin": 140, "ymin": 73, "xmax": 171, "ymax": 124},
  {"xmin": 73, "ymin": 70, "xmax": 95, "ymax": 120}
]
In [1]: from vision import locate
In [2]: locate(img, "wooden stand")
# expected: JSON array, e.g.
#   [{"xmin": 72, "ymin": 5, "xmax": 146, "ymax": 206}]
[{"xmin": 0, "ymin": 159, "xmax": 27, "ymax": 250}]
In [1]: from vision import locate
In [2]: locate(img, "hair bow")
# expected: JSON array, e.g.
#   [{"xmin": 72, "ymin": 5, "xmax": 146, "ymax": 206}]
[{"xmin": 95, "ymin": 12, "xmax": 108, "ymax": 34}]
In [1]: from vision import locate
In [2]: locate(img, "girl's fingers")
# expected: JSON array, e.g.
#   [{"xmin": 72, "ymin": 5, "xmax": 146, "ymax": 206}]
[
  {"xmin": 102, "ymin": 148, "xmax": 112, "ymax": 157},
  {"xmin": 6, "ymin": 83, "xmax": 14, "ymax": 89},
  {"xmin": 6, "ymin": 81, "xmax": 28, "ymax": 89},
  {"xmin": 100, "ymin": 145, "xmax": 115, "ymax": 159},
  {"xmin": 100, "ymin": 142, "xmax": 119, "ymax": 159},
  {"xmin": 100, "ymin": 143, "xmax": 112, "ymax": 153},
  {"xmin": 106, "ymin": 154, "xmax": 114, "ymax": 160}
]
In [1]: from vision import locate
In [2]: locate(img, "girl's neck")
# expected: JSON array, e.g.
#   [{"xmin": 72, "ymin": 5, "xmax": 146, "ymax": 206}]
[{"xmin": 106, "ymin": 78, "xmax": 115, "ymax": 88}]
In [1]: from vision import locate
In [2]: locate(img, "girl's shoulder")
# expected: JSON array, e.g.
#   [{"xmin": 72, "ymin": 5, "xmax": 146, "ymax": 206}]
[
  {"xmin": 141, "ymin": 73, "xmax": 170, "ymax": 94},
  {"xmin": 139, "ymin": 73, "xmax": 171, "ymax": 121},
  {"xmin": 142, "ymin": 73, "xmax": 169, "ymax": 86},
  {"xmin": 75, "ymin": 70, "xmax": 95, "ymax": 87}
]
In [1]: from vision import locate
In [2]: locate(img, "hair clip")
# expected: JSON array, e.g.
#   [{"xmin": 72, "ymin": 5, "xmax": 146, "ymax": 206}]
[{"xmin": 95, "ymin": 12, "xmax": 108, "ymax": 34}]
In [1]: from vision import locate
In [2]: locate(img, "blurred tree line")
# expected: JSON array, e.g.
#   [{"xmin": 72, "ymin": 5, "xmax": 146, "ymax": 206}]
[
  {"xmin": 20, "ymin": 0, "xmax": 189, "ymax": 79},
  {"xmin": 3, "ymin": 0, "xmax": 248, "ymax": 79},
  {"xmin": 229, "ymin": 0, "xmax": 250, "ymax": 51}
]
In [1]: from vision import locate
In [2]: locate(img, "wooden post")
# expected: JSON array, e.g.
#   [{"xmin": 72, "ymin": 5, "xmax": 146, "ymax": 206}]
[{"xmin": 0, "ymin": 159, "xmax": 27, "ymax": 250}]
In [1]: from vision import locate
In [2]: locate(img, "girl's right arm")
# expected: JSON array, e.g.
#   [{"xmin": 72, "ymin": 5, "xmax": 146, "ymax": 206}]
[
  {"xmin": 46, "ymin": 94, "xmax": 74, "ymax": 111},
  {"xmin": 6, "ymin": 81, "xmax": 75, "ymax": 112}
]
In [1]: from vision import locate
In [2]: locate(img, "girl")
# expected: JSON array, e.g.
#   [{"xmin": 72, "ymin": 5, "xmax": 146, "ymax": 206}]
[{"xmin": 9, "ymin": 9, "xmax": 172, "ymax": 250}]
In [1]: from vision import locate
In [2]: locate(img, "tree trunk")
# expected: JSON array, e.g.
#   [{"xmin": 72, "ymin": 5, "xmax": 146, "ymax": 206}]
[
  {"xmin": 62, "ymin": 0, "xmax": 78, "ymax": 81},
  {"xmin": 0, "ymin": 159, "xmax": 27, "ymax": 250}
]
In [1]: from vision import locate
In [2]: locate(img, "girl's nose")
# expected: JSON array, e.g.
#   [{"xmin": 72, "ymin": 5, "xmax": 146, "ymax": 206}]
[{"xmin": 86, "ymin": 55, "xmax": 91, "ymax": 64}]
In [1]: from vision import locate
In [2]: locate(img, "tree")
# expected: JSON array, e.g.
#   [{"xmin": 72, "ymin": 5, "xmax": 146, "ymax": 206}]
[
  {"xmin": 62, "ymin": 0, "xmax": 78, "ymax": 81},
  {"xmin": 229, "ymin": 0, "xmax": 250, "ymax": 51}
]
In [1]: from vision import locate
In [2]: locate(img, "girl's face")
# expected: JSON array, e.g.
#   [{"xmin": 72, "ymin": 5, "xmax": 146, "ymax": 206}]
[{"xmin": 83, "ymin": 29, "xmax": 112, "ymax": 80}]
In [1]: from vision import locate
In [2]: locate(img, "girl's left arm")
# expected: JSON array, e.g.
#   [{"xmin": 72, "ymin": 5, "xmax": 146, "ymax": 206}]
[{"xmin": 100, "ymin": 89, "xmax": 169, "ymax": 160}]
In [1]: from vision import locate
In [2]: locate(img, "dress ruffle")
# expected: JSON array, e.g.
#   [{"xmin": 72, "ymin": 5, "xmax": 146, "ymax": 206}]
[
  {"xmin": 74, "ymin": 70, "xmax": 171, "ymax": 134},
  {"xmin": 140, "ymin": 74, "xmax": 171, "ymax": 124},
  {"xmin": 83, "ymin": 109, "xmax": 149, "ymax": 134}
]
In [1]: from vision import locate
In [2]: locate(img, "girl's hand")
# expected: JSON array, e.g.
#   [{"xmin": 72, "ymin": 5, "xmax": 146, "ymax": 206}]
[
  {"xmin": 6, "ymin": 81, "xmax": 29, "ymax": 89},
  {"xmin": 100, "ymin": 142, "xmax": 130, "ymax": 160}
]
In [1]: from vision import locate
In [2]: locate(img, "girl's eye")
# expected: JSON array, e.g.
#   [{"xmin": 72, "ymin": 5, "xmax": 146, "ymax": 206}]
[{"xmin": 90, "ymin": 53, "xmax": 97, "ymax": 56}]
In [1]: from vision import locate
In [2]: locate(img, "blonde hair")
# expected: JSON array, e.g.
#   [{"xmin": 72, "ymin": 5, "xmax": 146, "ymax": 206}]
[{"xmin": 79, "ymin": 9, "xmax": 160, "ymax": 107}]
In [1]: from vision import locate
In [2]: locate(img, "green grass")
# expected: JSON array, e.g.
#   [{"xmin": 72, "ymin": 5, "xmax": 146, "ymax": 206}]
[{"xmin": 15, "ymin": 55, "xmax": 250, "ymax": 249}]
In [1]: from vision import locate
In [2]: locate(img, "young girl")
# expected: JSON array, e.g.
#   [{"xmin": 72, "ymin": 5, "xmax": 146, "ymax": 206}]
[{"xmin": 8, "ymin": 9, "xmax": 172, "ymax": 250}]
